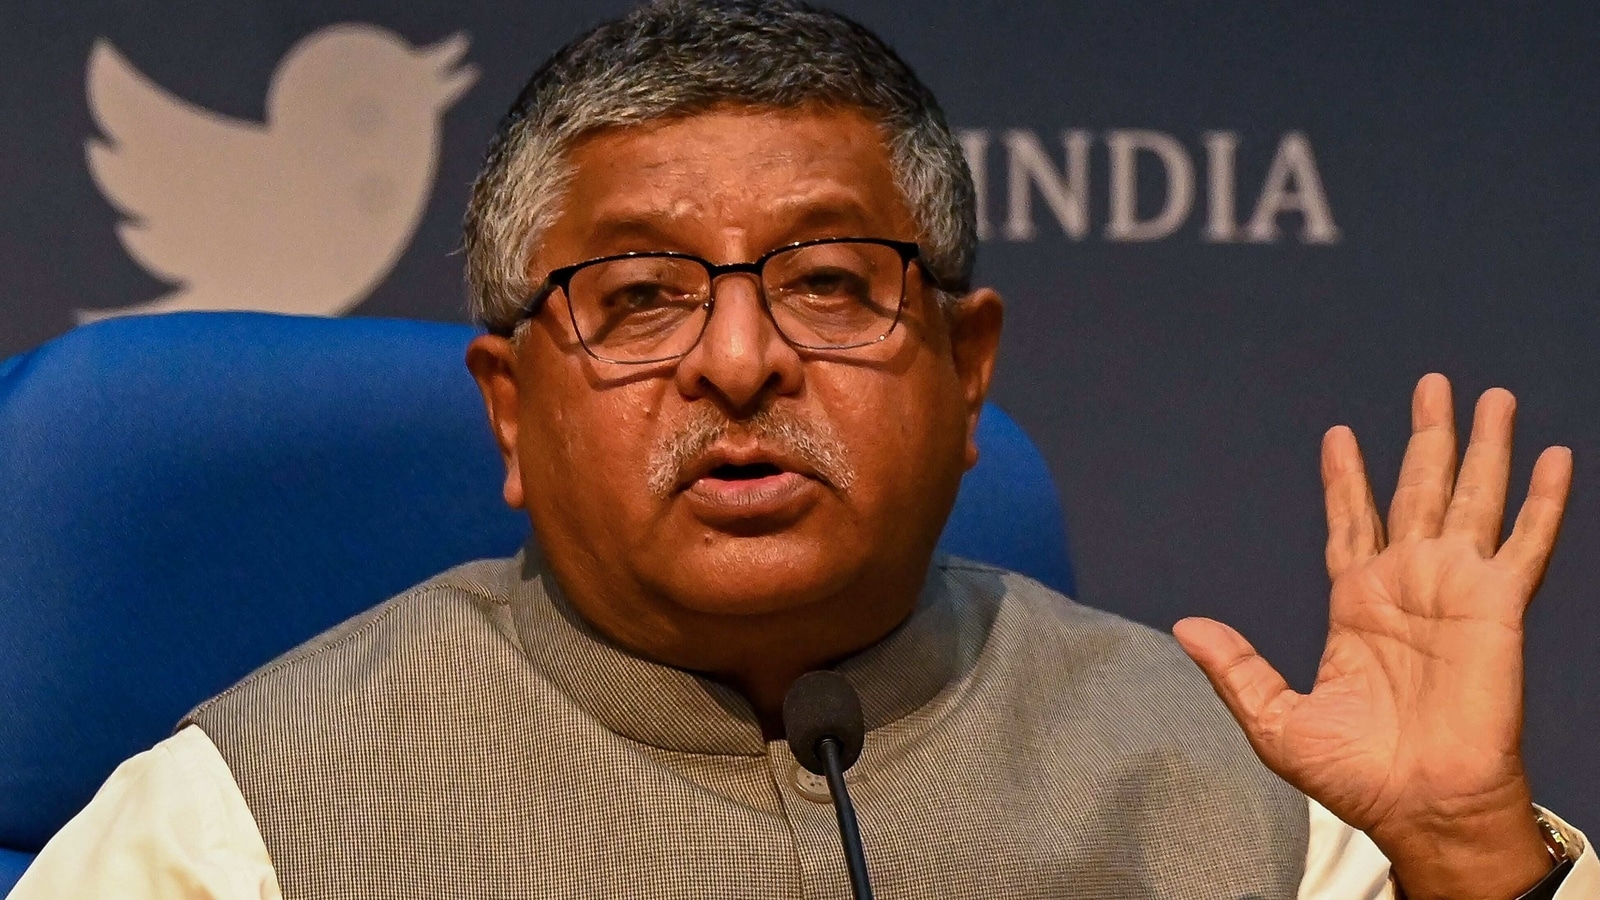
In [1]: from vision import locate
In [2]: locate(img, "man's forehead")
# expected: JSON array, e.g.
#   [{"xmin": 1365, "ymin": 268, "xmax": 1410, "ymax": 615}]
[
  {"xmin": 566, "ymin": 107, "xmax": 893, "ymax": 184},
  {"xmin": 549, "ymin": 106, "xmax": 916, "ymax": 251}
]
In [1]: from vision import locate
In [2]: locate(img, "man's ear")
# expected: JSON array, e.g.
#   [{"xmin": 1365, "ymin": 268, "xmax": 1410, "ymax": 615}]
[
  {"xmin": 948, "ymin": 288, "xmax": 1004, "ymax": 471},
  {"xmin": 465, "ymin": 335, "xmax": 526, "ymax": 510}
]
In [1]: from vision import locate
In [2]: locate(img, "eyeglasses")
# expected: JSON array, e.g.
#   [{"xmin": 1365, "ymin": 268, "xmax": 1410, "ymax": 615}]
[{"xmin": 496, "ymin": 237, "xmax": 926, "ymax": 364}]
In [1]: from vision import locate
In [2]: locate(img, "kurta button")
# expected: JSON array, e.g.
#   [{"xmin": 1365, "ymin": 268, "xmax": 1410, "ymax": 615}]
[{"xmin": 789, "ymin": 760, "xmax": 836, "ymax": 803}]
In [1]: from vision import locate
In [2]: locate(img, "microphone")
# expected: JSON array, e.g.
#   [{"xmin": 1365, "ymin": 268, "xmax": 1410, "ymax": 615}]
[{"xmin": 783, "ymin": 671, "xmax": 873, "ymax": 900}]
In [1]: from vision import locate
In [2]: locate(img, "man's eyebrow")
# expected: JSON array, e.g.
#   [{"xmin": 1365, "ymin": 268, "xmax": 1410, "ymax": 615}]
[
  {"xmin": 584, "ymin": 215, "xmax": 684, "ymax": 249},
  {"xmin": 775, "ymin": 199, "xmax": 877, "ymax": 235}
]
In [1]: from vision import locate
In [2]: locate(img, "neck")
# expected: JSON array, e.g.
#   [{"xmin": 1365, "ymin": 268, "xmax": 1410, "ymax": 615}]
[
  {"xmin": 731, "ymin": 666, "xmax": 816, "ymax": 739},
  {"xmin": 561, "ymin": 563, "xmax": 930, "ymax": 735}
]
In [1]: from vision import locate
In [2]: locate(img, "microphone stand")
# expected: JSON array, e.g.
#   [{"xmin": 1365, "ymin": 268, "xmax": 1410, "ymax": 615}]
[{"xmin": 819, "ymin": 736, "xmax": 873, "ymax": 900}]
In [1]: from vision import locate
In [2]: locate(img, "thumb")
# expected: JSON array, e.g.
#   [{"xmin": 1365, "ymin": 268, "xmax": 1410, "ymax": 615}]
[{"xmin": 1172, "ymin": 616, "xmax": 1301, "ymax": 773}]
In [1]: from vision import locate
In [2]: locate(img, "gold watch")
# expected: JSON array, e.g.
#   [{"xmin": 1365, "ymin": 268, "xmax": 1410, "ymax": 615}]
[{"xmin": 1535, "ymin": 809, "xmax": 1580, "ymax": 865}]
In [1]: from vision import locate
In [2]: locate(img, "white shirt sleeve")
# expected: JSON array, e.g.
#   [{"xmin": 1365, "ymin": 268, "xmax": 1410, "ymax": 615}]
[
  {"xmin": 6, "ymin": 725, "xmax": 280, "ymax": 900},
  {"xmin": 1299, "ymin": 798, "xmax": 1396, "ymax": 899},
  {"xmin": 1299, "ymin": 798, "xmax": 1599, "ymax": 900}
]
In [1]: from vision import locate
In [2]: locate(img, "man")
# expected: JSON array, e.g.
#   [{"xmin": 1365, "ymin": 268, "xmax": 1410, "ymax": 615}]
[{"xmin": 11, "ymin": 1, "xmax": 1594, "ymax": 898}]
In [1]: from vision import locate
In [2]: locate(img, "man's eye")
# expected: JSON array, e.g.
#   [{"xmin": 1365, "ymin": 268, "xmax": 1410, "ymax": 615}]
[
  {"xmin": 601, "ymin": 283, "xmax": 678, "ymax": 311},
  {"xmin": 791, "ymin": 269, "xmax": 869, "ymax": 299}
]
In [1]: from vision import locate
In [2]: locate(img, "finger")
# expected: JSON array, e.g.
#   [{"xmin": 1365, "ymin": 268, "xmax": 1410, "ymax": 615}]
[
  {"xmin": 1497, "ymin": 446, "xmax": 1574, "ymax": 591},
  {"xmin": 1440, "ymin": 388, "xmax": 1516, "ymax": 555},
  {"xmin": 1322, "ymin": 425, "xmax": 1385, "ymax": 579},
  {"xmin": 1172, "ymin": 617, "xmax": 1301, "ymax": 772},
  {"xmin": 1388, "ymin": 374, "xmax": 1457, "ymax": 542}
]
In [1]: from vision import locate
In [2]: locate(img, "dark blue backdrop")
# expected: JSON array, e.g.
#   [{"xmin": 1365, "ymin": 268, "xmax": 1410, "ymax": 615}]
[{"xmin": 3, "ymin": 2, "xmax": 1596, "ymax": 828}]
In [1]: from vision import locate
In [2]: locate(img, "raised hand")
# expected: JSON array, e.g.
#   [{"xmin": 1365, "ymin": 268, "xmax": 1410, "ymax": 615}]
[{"xmin": 1173, "ymin": 374, "xmax": 1574, "ymax": 900}]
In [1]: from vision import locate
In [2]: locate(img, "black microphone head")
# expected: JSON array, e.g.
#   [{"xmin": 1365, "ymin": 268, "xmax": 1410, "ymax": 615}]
[{"xmin": 782, "ymin": 670, "xmax": 865, "ymax": 776}]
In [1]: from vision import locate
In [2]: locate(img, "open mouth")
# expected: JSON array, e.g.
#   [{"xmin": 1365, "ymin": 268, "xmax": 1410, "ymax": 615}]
[
  {"xmin": 681, "ymin": 452, "xmax": 817, "ymax": 524},
  {"xmin": 705, "ymin": 461, "xmax": 786, "ymax": 481}
]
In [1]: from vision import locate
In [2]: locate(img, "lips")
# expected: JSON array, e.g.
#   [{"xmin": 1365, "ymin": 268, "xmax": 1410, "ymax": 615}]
[{"xmin": 677, "ymin": 444, "xmax": 823, "ymax": 526}]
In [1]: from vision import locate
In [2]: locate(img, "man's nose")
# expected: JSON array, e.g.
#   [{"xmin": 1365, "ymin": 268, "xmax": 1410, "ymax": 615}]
[{"xmin": 673, "ymin": 274, "xmax": 803, "ymax": 414}]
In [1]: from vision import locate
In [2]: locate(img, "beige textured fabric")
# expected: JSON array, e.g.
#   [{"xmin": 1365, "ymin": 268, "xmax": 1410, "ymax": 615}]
[{"xmin": 185, "ymin": 548, "xmax": 1309, "ymax": 899}]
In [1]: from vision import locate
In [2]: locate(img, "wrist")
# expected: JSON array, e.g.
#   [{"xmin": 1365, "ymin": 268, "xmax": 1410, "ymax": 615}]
[{"xmin": 1386, "ymin": 805, "xmax": 1556, "ymax": 900}]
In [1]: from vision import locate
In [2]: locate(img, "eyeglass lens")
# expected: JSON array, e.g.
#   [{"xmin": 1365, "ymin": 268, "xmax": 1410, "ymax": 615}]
[{"xmin": 565, "ymin": 241, "xmax": 906, "ymax": 362}]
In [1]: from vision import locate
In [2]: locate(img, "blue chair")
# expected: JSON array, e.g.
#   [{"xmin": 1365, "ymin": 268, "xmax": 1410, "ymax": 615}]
[{"xmin": 0, "ymin": 312, "xmax": 1072, "ymax": 891}]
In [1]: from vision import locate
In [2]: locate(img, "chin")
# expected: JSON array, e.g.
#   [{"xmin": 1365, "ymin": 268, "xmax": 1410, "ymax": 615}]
[{"xmin": 649, "ymin": 534, "xmax": 864, "ymax": 619}]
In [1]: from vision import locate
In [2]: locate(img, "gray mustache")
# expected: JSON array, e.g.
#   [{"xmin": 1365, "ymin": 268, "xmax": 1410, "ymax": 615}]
[{"xmin": 647, "ymin": 405, "xmax": 857, "ymax": 497}]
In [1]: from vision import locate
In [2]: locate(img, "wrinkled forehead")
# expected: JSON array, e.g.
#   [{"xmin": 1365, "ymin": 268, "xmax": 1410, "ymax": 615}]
[{"xmin": 541, "ymin": 105, "xmax": 919, "ymax": 260}]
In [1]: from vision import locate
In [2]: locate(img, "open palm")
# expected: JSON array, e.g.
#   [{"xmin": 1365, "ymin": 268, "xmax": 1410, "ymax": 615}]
[{"xmin": 1175, "ymin": 374, "xmax": 1573, "ymax": 897}]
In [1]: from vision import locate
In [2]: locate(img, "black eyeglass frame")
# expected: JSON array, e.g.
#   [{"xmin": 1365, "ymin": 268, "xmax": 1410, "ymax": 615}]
[{"xmin": 493, "ymin": 236, "xmax": 934, "ymax": 365}]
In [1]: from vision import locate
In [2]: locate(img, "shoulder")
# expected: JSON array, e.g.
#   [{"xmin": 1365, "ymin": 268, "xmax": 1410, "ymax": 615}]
[
  {"xmin": 938, "ymin": 556, "xmax": 1268, "ymax": 754},
  {"xmin": 937, "ymin": 556, "xmax": 1310, "ymax": 839},
  {"xmin": 185, "ymin": 556, "xmax": 518, "ymax": 727},
  {"xmin": 940, "ymin": 556, "xmax": 1204, "ymax": 685}
]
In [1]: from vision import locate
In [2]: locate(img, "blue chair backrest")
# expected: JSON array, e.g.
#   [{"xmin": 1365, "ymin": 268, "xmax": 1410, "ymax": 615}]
[{"xmin": 0, "ymin": 312, "xmax": 1071, "ymax": 882}]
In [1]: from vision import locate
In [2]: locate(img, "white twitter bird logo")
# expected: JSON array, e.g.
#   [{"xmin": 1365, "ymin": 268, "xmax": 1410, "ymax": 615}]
[{"xmin": 81, "ymin": 24, "xmax": 478, "ymax": 322}]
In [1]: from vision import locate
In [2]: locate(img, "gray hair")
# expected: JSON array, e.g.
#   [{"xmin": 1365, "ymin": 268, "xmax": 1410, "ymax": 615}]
[{"xmin": 463, "ymin": 0, "xmax": 978, "ymax": 334}]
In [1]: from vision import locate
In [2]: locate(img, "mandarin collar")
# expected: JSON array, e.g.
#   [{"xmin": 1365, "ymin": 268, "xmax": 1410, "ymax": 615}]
[{"xmin": 504, "ymin": 541, "xmax": 966, "ymax": 756}]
